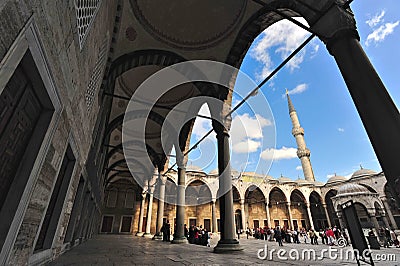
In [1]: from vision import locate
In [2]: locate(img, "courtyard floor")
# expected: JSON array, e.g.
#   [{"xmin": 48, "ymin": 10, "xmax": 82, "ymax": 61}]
[{"xmin": 49, "ymin": 234, "xmax": 400, "ymax": 265}]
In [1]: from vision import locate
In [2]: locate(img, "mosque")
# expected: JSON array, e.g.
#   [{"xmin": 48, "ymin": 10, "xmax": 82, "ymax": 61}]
[
  {"xmin": 102, "ymin": 92, "xmax": 400, "ymax": 238},
  {"xmin": 0, "ymin": 0, "xmax": 399, "ymax": 265}
]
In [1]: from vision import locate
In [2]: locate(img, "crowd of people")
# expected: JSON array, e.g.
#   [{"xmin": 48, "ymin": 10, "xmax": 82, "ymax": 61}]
[
  {"xmin": 246, "ymin": 225, "xmax": 349, "ymax": 246},
  {"xmin": 246, "ymin": 225, "xmax": 400, "ymax": 248},
  {"xmin": 185, "ymin": 224, "xmax": 212, "ymax": 246},
  {"xmin": 161, "ymin": 220, "xmax": 399, "ymax": 248}
]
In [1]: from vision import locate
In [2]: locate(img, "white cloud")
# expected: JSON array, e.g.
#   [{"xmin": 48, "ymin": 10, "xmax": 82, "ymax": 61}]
[
  {"xmin": 364, "ymin": 10, "xmax": 399, "ymax": 47},
  {"xmin": 366, "ymin": 21, "xmax": 399, "ymax": 46},
  {"xmin": 296, "ymin": 165, "xmax": 302, "ymax": 171},
  {"xmin": 366, "ymin": 10, "xmax": 385, "ymax": 27},
  {"xmin": 338, "ymin": 128, "xmax": 345, "ymax": 132},
  {"xmin": 232, "ymin": 139, "xmax": 262, "ymax": 153},
  {"xmin": 283, "ymin": 83, "xmax": 308, "ymax": 98},
  {"xmin": 230, "ymin": 113, "xmax": 272, "ymax": 154},
  {"xmin": 260, "ymin": 146, "xmax": 297, "ymax": 161},
  {"xmin": 250, "ymin": 18, "xmax": 318, "ymax": 80}
]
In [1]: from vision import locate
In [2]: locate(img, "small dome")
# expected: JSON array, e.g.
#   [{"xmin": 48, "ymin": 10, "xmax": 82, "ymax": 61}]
[
  {"xmin": 295, "ymin": 179, "xmax": 313, "ymax": 185},
  {"xmin": 313, "ymin": 181, "xmax": 325, "ymax": 186},
  {"xmin": 231, "ymin": 169, "xmax": 240, "ymax": 177},
  {"xmin": 351, "ymin": 168, "xmax": 377, "ymax": 179},
  {"xmin": 186, "ymin": 165, "xmax": 203, "ymax": 172},
  {"xmin": 209, "ymin": 168, "xmax": 219, "ymax": 175},
  {"xmin": 278, "ymin": 176, "xmax": 294, "ymax": 183},
  {"xmin": 326, "ymin": 174, "xmax": 347, "ymax": 184},
  {"xmin": 337, "ymin": 183, "xmax": 369, "ymax": 196}
]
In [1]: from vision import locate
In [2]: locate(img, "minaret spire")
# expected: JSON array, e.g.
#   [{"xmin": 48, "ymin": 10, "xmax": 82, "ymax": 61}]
[{"xmin": 286, "ymin": 92, "xmax": 315, "ymax": 181}]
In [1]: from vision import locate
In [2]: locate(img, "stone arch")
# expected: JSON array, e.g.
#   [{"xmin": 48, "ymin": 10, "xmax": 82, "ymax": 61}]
[
  {"xmin": 353, "ymin": 202, "xmax": 374, "ymax": 229},
  {"xmin": 325, "ymin": 189, "xmax": 339, "ymax": 227},
  {"xmin": 309, "ymin": 191, "xmax": 327, "ymax": 230},
  {"xmin": 358, "ymin": 183, "xmax": 378, "ymax": 193},
  {"xmin": 268, "ymin": 187, "xmax": 289, "ymax": 228},
  {"xmin": 185, "ymin": 180, "xmax": 212, "ymax": 206},
  {"xmin": 290, "ymin": 189, "xmax": 309, "ymax": 229},
  {"xmin": 245, "ymin": 185, "xmax": 267, "ymax": 229},
  {"xmin": 374, "ymin": 201, "xmax": 386, "ymax": 228},
  {"xmin": 225, "ymin": 1, "xmax": 335, "ymax": 68}
]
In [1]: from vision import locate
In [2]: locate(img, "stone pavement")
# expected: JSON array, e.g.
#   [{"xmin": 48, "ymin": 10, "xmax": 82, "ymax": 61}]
[{"xmin": 49, "ymin": 235, "xmax": 400, "ymax": 265}]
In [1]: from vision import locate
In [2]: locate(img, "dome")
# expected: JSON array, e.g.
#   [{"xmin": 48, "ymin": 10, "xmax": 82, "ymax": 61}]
[
  {"xmin": 209, "ymin": 168, "xmax": 218, "ymax": 175},
  {"xmin": 337, "ymin": 183, "xmax": 370, "ymax": 196},
  {"xmin": 326, "ymin": 174, "xmax": 347, "ymax": 184},
  {"xmin": 351, "ymin": 168, "xmax": 377, "ymax": 179},
  {"xmin": 295, "ymin": 179, "xmax": 313, "ymax": 185},
  {"xmin": 278, "ymin": 176, "xmax": 294, "ymax": 183},
  {"xmin": 313, "ymin": 181, "xmax": 325, "ymax": 187},
  {"xmin": 186, "ymin": 165, "xmax": 203, "ymax": 172}
]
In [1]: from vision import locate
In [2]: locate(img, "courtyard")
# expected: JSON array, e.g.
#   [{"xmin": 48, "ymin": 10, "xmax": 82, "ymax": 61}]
[{"xmin": 50, "ymin": 235, "xmax": 400, "ymax": 265}]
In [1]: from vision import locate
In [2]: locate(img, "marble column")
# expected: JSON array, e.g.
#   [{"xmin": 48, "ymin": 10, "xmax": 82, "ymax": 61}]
[
  {"xmin": 153, "ymin": 171, "xmax": 167, "ymax": 240},
  {"xmin": 323, "ymin": 203, "xmax": 331, "ymax": 228},
  {"xmin": 240, "ymin": 199, "xmax": 246, "ymax": 231},
  {"xmin": 136, "ymin": 189, "xmax": 146, "ymax": 236},
  {"xmin": 143, "ymin": 185, "xmax": 155, "ymax": 238},
  {"xmin": 306, "ymin": 203, "xmax": 315, "ymax": 230},
  {"xmin": 286, "ymin": 202, "xmax": 294, "ymax": 229},
  {"xmin": 213, "ymin": 127, "xmax": 242, "ymax": 253},
  {"xmin": 212, "ymin": 199, "xmax": 218, "ymax": 233},
  {"xmin": 381, "ymin": 197, "xmax": 398, "ymax": 229},
  {"xmin": 171, "ymin": 167, "xmax": 187, "ymax": 243},
  {"xmin": 370, "ymin": 215, "xmax": 382, "ymax": 241},
  {"xmin": 313, "ymin": 3, "xmax": 400, "ymax": 205},
  {"xmin": 265, "ymin": 200, "xmax": 271, "ymax": 227}
]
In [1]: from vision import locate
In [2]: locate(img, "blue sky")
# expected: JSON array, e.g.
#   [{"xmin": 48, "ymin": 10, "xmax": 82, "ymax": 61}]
[{"xmin": 182, "ymin": 0, "xmax": 400, "ymax": 183}]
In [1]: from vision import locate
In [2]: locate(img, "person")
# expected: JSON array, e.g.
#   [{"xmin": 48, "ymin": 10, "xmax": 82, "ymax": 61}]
[
  {"xmin": 161, "ymin": 221, "xmax": 167, "ymax": 241},
  {"xmin": 384, "ymin": 228, "xmax": 391, "ymax": 248},
  {"xmin": 184, "ymin": 224, "xmax": 188, "ymax": 239},
  {"xmin": 275, "ymin": 226, "xmax": 283, "ymax": 246},
  {"xmin": 188, "ymin": 225, "xmax": 195, "ymax": 244},
  {"xmin": 326, "ymin": 227, "xmax": 335, "ymax": 246},
  {"xmin": 165, "ymin": 220, "xmax": 171, "ymax": 241},
  {"xmin": 309, "ymin": 229, "xmax": 315, "ymax": 245},
  {"xmin": 269, "ymin": 228, "xmax": 274, "ymax": 241},
  {"xmin": 319, "ymin": 230, "xmax": 325, "ymax": 244},
  {"xmin": 390, "ymin": 229, "xmax": 397, "ymax": 246},
  {"xmin": 207, "ymin": 231, "xmax": 212, "ymax": 247},
  {"xmin": 246, "ymin": 227, "xmax": 250, "ymax": 239},
  {"xmin": 368, "ymin": 228, "xmax": 375, "ymax": 237}
]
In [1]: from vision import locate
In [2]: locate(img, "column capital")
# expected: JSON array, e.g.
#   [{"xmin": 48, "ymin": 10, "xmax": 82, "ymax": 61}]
[
  {"xmin": 240, "ymin": 199, "xmax": 245, "ymax": 205},
  {"xmin": 311, "ymin": 4, "xmax": 359, "ymax": 51}
]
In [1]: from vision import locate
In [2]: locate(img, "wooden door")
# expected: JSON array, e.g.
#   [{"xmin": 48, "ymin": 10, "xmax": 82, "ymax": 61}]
[{"xmin": 0, "ymin": 68, "xmax": 42, "ymax": 210}]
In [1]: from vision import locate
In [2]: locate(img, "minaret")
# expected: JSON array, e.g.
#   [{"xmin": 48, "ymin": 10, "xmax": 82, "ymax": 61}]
[{"xmin": 286, "ymin": 90, "xmax": 315, "ymax": 181}]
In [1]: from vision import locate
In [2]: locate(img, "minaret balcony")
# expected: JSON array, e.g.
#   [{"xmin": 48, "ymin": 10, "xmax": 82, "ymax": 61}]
[
  {"xmin": 292, "ymin": 126, "xmax": 304, "ymax": 136},
  {"xmin": 297, "ymin": 148, "xmax": 310, "ymax": 158}
]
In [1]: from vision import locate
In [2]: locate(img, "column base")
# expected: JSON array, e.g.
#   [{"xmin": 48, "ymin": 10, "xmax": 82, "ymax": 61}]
[
  {"xmin": 171, "ymin": 236, "xmax": 187, "ymax": 244},
  {"xmin": 135, "ymin": 232, "xmax": 144, "ymax": 237},
  {"xmin": 142, "ymin": 233, "xmax": 154, "ymax": 238},
  {"xmin": 214, "ymin": 239, "xmax": 243, "ymax": 253},
  {"xmin": 152, "ymin": 233, "xmax": 163, "ymax": 240}
]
